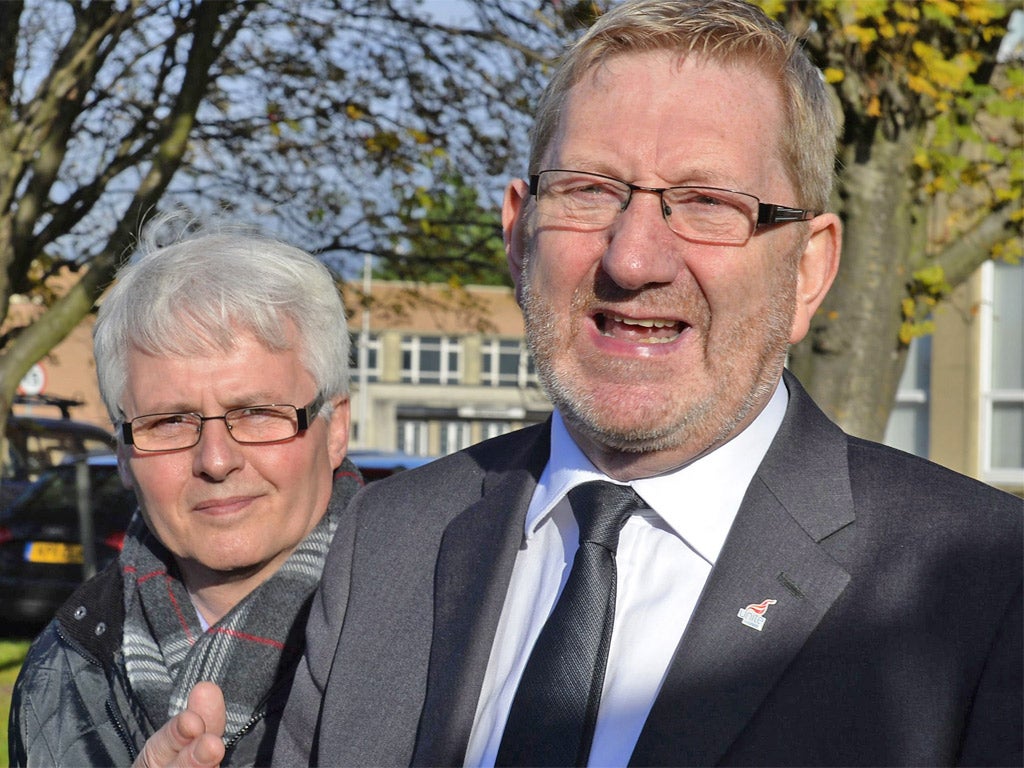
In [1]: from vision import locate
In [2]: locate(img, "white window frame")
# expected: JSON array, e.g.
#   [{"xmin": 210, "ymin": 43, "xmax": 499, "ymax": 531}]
[
  {"xmin": 352, "ymin": 332, "xmax": 382, "ymax": 384},
  {"xmin": 978, "ymin": 260, "xmax": 1024, "ymax": 486},
  {"xmin": 440, "ymin": 420, "xmax": 472, "ymax": 455},
  {"xmin": 883, "ymin": 335, "xmax": 931, "ymax": 458},
  {"xmin": 481, "ymin": 338, "xmax": 536, "ymax": 388},
  {"xmin": 398, "ymin": 419, "xmax": 430, "ymax": 456},
  {"xmin": 401, "ymin": 335, "xmax": 462, "ymax": 385},
  {"xmin": 481, "ymin": 421, "xmax": 513, "ymax": 441}
]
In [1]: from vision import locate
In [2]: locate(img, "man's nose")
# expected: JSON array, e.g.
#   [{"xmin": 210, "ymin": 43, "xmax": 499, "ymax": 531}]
[
  {"xmin": 601, "ymin": 190, "xmax": 682, "ymax": 290},
  {"xmin": 192, "ymin": 418, "xmax": 244, "ymax": 480}
]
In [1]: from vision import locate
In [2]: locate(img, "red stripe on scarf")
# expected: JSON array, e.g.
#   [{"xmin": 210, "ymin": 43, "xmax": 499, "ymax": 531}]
[
  {"xmin": 210, "ymin": 627, "xmax": 286, "ymax": 649},
  {"xmin": 128, "ymin": 566, "xmax": 167, "ymax": 584},
  {"xmin": 164, "ymin": 576, "xmax": 196, "ymax": 643}
]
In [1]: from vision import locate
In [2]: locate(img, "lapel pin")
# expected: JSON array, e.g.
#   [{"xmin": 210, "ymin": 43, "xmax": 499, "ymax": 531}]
[{"xmin": 737, "ymin": 599, "xmax": 777, "ymax": 631}]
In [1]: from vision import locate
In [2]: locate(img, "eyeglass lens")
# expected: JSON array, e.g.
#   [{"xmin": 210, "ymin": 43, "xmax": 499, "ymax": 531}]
[{"xmin": 534, "ymin": 170, "xmax": 757, "ymax": 245}]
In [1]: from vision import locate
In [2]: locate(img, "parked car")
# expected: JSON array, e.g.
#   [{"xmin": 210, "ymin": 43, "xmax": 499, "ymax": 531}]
[
  {"xmin": 0, "ymin": 454, "xmax": 134, "ymax": 625},
  {"xmin": 2, "ymin": 411, "xmax": 116, "ymax": 508},
  {"xmin": 346, "ymin": 449, "xmax": 437, "ymax": 482}
]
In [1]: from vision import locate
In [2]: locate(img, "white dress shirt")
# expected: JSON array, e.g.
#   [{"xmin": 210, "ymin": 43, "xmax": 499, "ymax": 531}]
[{"xmin": 464, "ymin": 382, "xmax": 789, "ymax": 767}]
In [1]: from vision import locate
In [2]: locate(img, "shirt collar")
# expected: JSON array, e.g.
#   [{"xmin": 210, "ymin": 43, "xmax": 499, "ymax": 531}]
[{"xmin": 527, "ymin": 380, "xmax": 789, "ymax": 565}]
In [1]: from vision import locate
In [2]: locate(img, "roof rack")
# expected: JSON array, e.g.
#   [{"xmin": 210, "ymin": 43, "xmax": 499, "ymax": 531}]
[{"xmin": 12, "ymin": 393, "xmax": 86, "ymax": 420}]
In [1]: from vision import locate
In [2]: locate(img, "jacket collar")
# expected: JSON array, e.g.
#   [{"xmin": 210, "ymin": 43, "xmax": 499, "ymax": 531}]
[{"xmin": 55, "ymin": 562, "xmax": 125, "ymax": 665}]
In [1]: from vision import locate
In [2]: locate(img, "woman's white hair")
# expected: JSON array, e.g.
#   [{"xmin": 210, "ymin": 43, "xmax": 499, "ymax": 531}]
[{"xmin": 93, "ymin": 214, "xmax": 350, "ymax": 424}]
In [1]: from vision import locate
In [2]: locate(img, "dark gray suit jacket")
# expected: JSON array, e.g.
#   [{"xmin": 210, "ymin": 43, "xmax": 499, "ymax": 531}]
[{"xmin": 275, "ymin": 372, "xmax": 1022, "ymax": 766}]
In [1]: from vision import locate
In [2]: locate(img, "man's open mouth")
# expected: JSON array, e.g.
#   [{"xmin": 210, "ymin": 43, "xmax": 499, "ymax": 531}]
[{"xmin": 595, "ymin": 312, "xmax": 686, "ymax": 344}]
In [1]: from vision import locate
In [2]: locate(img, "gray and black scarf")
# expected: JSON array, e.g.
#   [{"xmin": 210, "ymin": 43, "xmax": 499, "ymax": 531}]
[{"xmin": 120, "ymin": 458, "xmax": 362, "ymax": 743}]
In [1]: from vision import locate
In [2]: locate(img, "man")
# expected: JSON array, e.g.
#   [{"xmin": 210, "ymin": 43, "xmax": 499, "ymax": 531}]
[
  {"xmin": 8, "ymin": 220, "xmax": 360, "ymax": 766},
  {"xmin": 170, "ymin": 0, "xmax": 1022, "ymax": 764}
]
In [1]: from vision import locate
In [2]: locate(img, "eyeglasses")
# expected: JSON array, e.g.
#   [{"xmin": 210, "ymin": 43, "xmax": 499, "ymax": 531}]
[
  {"xmin": 529, "ymin": 169, "xmax": 820, "ymax": 246},
  {"xmin": 121, "ymin": 395, "xmax": 324, "ymax": 452}
]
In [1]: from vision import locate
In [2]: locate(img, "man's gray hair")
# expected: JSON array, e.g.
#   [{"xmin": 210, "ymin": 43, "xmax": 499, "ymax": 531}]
[
  {"xmin": 530, "ymin": 0, "xmax": 838, "ymax": 211},
  {"xmin": 94, "ymin": 215, "xmax": 350, "ymax": 424}
]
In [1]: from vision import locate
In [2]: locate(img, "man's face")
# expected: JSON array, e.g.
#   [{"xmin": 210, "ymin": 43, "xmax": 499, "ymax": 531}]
[
  {"xmin": 119, "ymin": 325, "xmax": 349, "ymax": 592},
  {"xmin": 504, "ymin": 51, "xmax": 837, "ymax": 479}
]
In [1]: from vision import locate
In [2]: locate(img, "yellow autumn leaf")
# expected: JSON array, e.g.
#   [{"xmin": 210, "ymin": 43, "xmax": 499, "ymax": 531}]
[
  {"xmin": 846, "ymin": 0, "xmax": 888, "ymax": 20},
  {"xmin": 899, "ymin": 322, "xmax": 914, "ymax": 345},
  {"xmin": 924, "ymin": 0, "xmax": 961, "ymax": 17},
  {"xmin": 901, "ymin": 297, "xmax": 916, "ymax": 318},
  {"xmin": 866, "ymin": 95, "xmax": 882, "ymax": 117},
  {"xmin": 892, "ymin": 1, "xmax": 919, "ymax": 20},
  {"xmin": 912, "ymin": 41, "xmax": 978, "ymax": 90},
  {"xmin": 346, "ymin": 104, "xmax": 365, "ymax": 120},
  {"xmin": 843, "ymin": 23, "xmax": 878, "ymax": 49},
  {"xmin": 963, "ymin": 0, "xmax": 1001, "ymax": 25},
  {"xmin": 913, "ymin": 264, "xmax": 947, "ymax": 290},
  {"xmin": 757, "ymin": 0, "xmax": 787, "ymax": 16},
  {"xmin": 824, "ymin": 67, "xmax": 845, "ymax": 84},
  {"xmin": 907, "ymin": 74, "xmax": 939, "ymax": 98}
]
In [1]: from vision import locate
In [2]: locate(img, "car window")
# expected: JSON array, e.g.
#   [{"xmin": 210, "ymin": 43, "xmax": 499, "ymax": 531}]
[
  {"xmin": 22, "ymin": 433, "xmax": 112, "ymax": 474},
  {"xmin": 3, "ymin": 418, "xmax": 114, "ymax": 484},
  {"xmin": 8, "ymin": 462, "xmax": 126, "ymax": 515}
]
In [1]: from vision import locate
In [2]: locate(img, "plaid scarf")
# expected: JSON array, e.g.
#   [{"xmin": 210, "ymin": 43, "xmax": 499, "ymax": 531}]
[{"xmin": 120, "ymin": 459, "xmax": 362, "ymax": 743}]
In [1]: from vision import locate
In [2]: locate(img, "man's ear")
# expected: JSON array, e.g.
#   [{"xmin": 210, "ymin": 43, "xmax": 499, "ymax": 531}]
[
  {"xmin": 502, "ymin": 178, "xmax": 530, "ymax": 305},
  {"xmin": 328, "ymin": 396, "xmax": 351, "ymax": 469},
  {"xmin": 790, "ymin": 212, "xmax": 841, "ymax": 344}
]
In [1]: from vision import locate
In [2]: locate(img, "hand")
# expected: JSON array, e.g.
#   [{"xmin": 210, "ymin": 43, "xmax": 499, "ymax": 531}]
[{"xmin": 132, "ymin": 681, "xmax": 227, "ymax": 768}]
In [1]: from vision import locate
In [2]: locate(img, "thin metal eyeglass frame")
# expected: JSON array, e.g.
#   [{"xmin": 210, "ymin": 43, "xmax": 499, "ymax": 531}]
[
  {"xmin": 120, "ymin": 394, "xmax": 325, "ymax": 451},
  {"xmin": 528, "ymin": 169, "xmax": 820, "ymax": 243}
]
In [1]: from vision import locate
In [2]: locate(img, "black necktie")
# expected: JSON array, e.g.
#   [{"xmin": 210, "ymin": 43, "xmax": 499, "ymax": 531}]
[{"xmin": 496, "ymin": 480, "xmax": 644, "ymax": 767}]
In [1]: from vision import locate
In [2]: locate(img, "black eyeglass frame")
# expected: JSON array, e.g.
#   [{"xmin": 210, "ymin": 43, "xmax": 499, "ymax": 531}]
[
  {"xmin": 528, "ymin": 169, "xmax": 820, "ymax": 240},
  {"xmin": 120, "ymin": 394, "xmax": 325, "ymax": 451}
]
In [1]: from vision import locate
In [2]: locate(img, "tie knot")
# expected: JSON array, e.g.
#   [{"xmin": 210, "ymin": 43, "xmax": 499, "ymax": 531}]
[{"xmin": 567, "ymin": 480, "xmax": 643, "ymax": 551}]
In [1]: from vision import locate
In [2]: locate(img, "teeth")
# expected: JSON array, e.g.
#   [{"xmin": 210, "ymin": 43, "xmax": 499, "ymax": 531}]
[{"xmin": 608, "ymin": 313, "xmax": 677, "ymax": 328}]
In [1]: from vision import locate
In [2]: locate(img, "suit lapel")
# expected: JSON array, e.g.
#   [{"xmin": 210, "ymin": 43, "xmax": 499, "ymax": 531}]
[
  {"xmin": 413, "ymin": 425, "xmax": 550, "ymax": 767},
  {"xmin": 632, "ymin": 373, "xmax": 855, "ymax": 765}
]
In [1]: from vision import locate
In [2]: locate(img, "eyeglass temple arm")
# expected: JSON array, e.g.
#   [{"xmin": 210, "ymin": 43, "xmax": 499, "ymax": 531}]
[
  {"xmin": 757, "ymin": 203, "xmax": 820, "ymax": 226},
  {"xmin": 298, "ymin": 394, "xmax": 326, "ymax": 431}
]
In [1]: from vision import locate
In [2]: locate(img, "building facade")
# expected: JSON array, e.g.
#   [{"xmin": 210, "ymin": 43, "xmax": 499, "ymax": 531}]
[{"xmin": 343, "ymin": 282, "xmax": 551, "ymax": 457}]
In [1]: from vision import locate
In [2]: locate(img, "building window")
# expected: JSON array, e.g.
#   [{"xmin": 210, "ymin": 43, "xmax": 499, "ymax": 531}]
[
  {"xmin": 481, "ymin": 421, "xmax": 514, "ymax": 441},
  {"xmin": 401, "ymin": 335, "xmax": 462, "ymax": 384},
  {"xmin": 980, "ymin": 260, "xmax": 1024, "ymax": 485},
  {"xmin": 884, "ymin": 335, "xmax": 931, "ymax": 458},
  {"xmin": 398, "ymin": 419, "xmax": 430, "ymax": 456},
  {"xmin": 440, "ymin": 420, "xmax": 472, "ymax": 455},
  {"xmin": 481, "ymin": 338, "xmax": 536, "ymax": 388},
  {"xmin": 351, "ymin": 332, "xmax": 381, "ymax": 384}
]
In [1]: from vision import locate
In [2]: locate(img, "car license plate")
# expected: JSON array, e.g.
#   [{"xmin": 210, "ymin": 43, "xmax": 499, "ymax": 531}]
[{"xmin": 24, "ymin": 541, "xmax": 84, "ymax": 564}]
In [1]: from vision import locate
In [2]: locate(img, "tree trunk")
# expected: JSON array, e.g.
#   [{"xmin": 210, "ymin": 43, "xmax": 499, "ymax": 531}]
[{"xmin": 789, "ymin": 127, "xmax": 924, "ymax": 441}]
